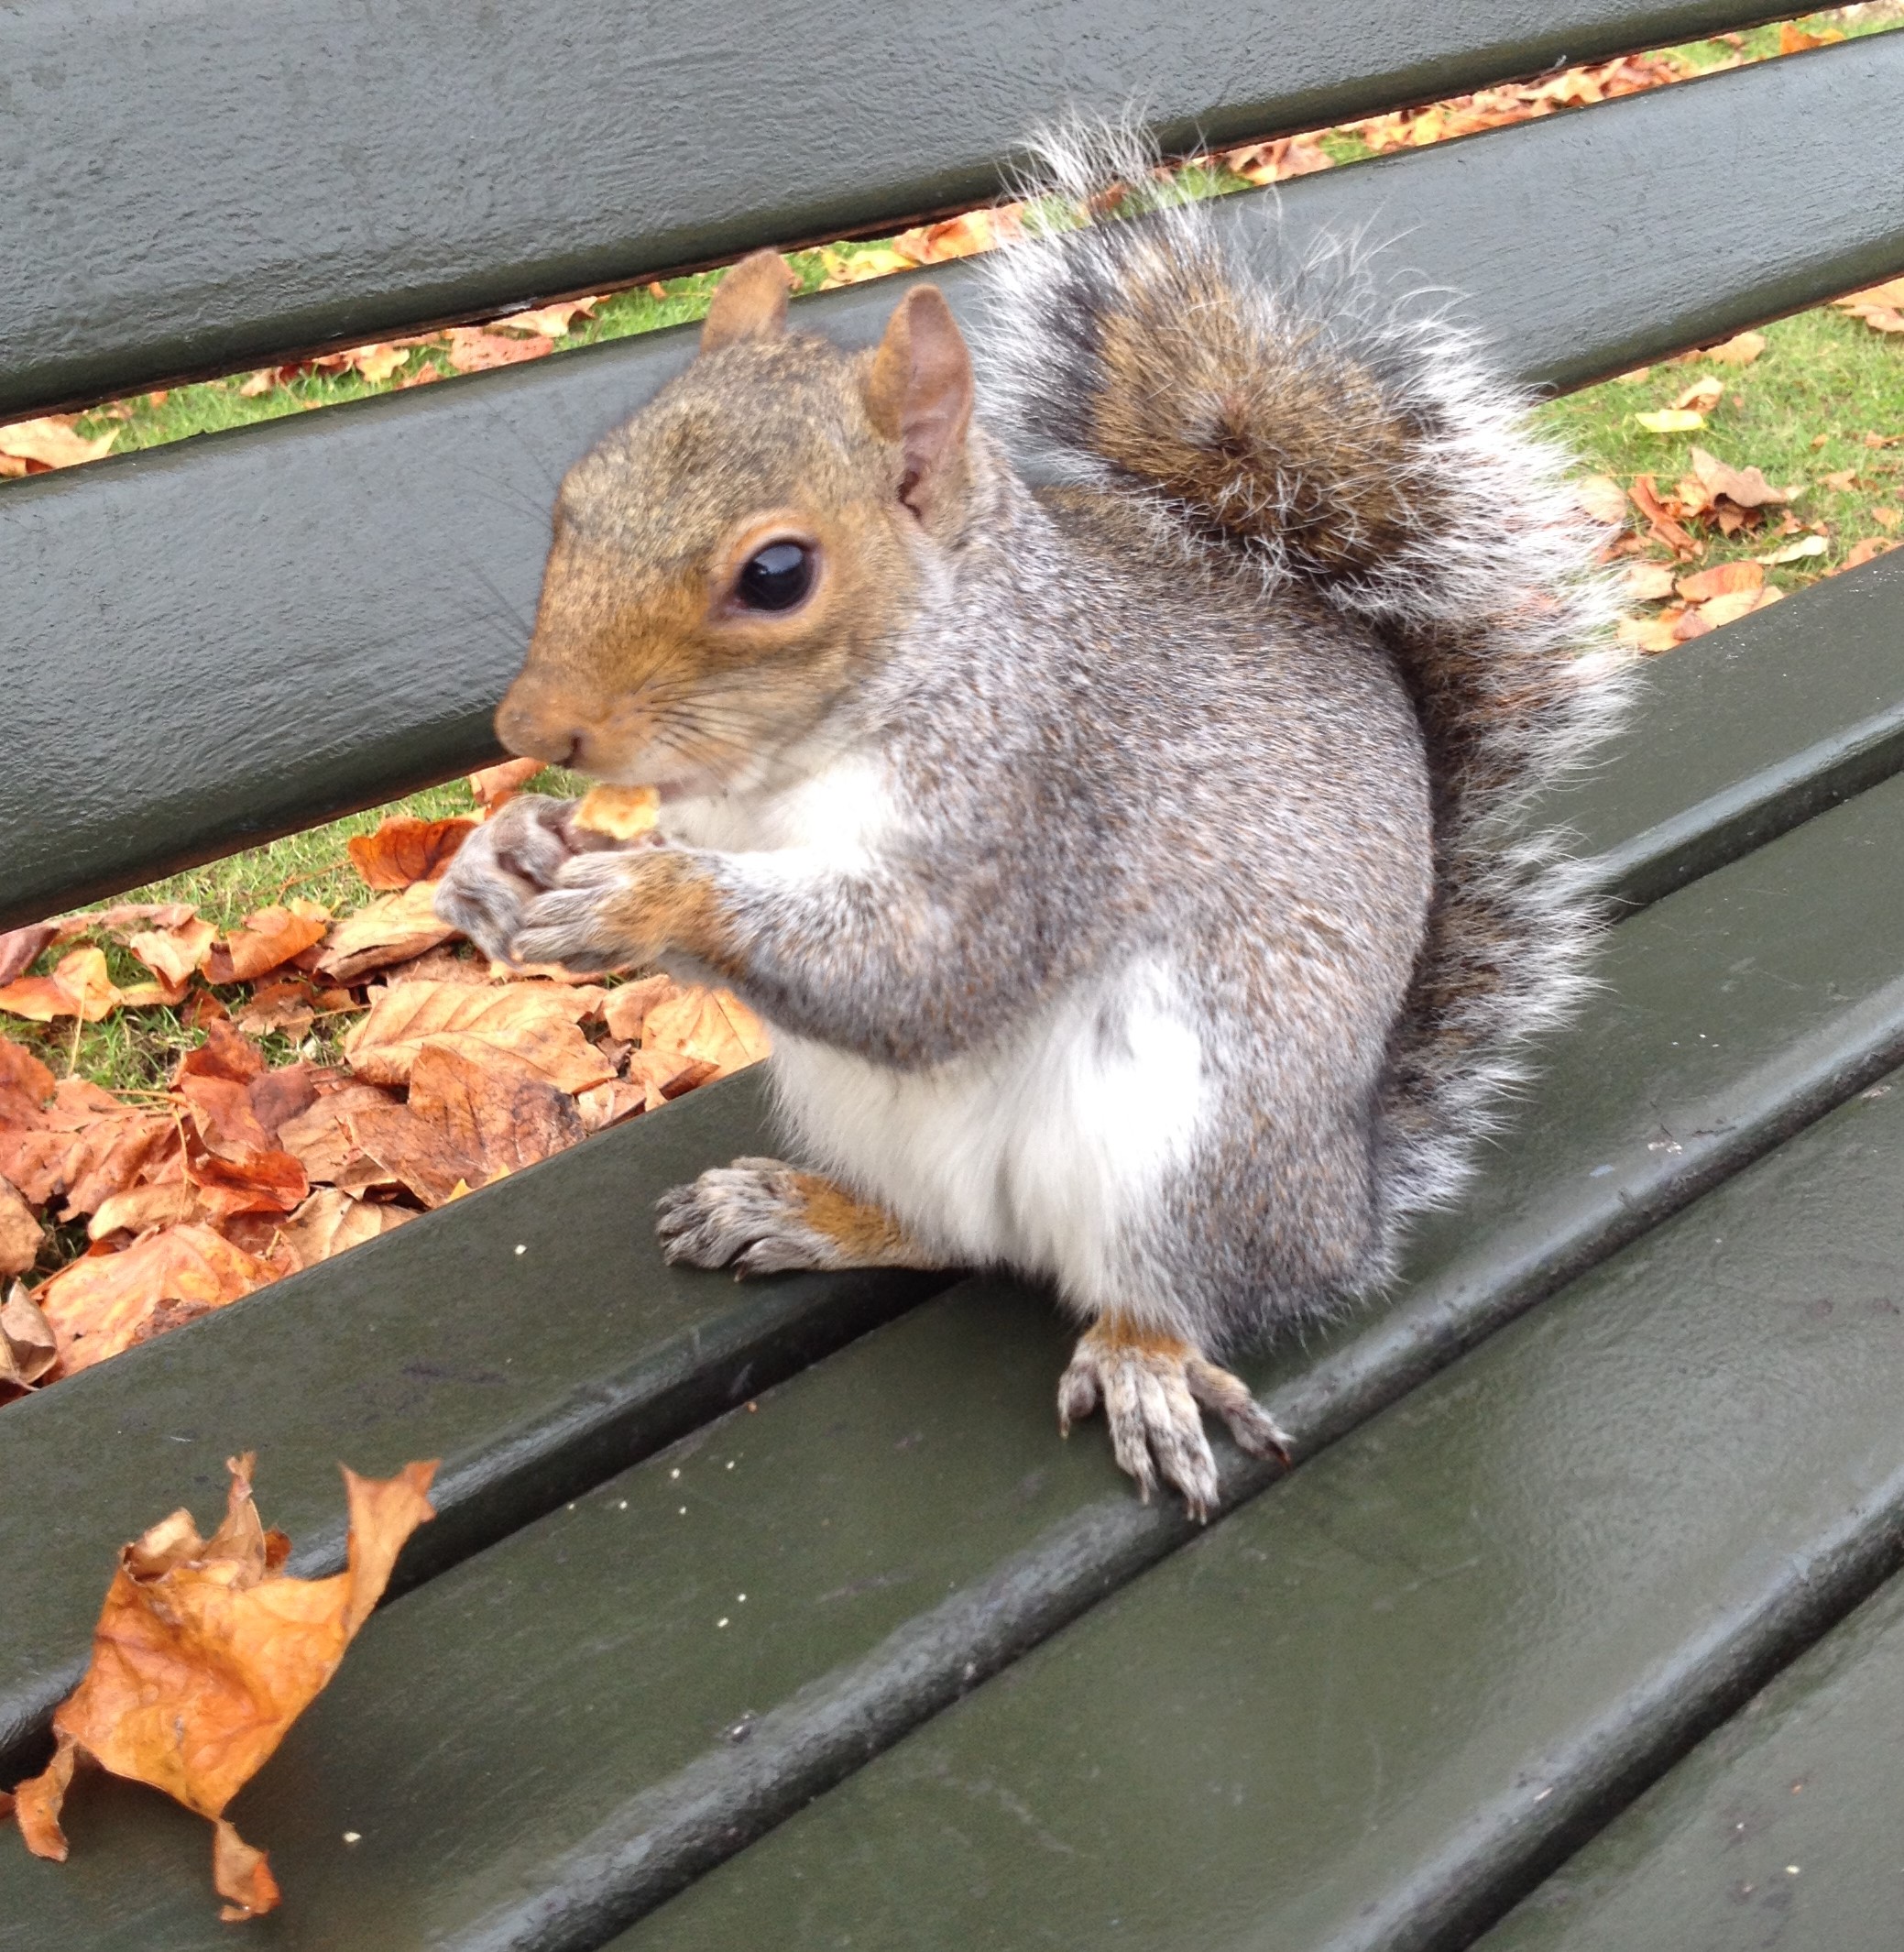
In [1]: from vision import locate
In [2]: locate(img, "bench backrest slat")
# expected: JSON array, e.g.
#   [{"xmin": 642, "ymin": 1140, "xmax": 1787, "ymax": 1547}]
[
  {"xmin": 4, "ymin": 0, "xmax": 1804, "ymax": 419},
  {"xmin": 3, "ymin": 39, "xmax": 1901, "ymax": 929}
]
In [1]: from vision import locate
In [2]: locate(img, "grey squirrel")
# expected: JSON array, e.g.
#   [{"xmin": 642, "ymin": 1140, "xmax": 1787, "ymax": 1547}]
[{"xmin": 435, "ymin": 128, "xmax": 1629, "ymax": 1516}]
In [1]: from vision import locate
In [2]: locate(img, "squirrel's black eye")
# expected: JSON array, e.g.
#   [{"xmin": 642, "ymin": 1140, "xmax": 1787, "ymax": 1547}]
[{"xmin": 735, "ymin": 540, "xmax": 815, "ymax": 611}]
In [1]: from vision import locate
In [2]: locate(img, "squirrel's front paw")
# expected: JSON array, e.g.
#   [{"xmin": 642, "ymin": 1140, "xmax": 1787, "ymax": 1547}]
[
  {"xmin": 509, "ymin": 850, "xmax": 662, "ymax": 974},
  {"xmin": 432, "ymin": 795, "xmax": 583, "ymax": 961},
  {"xmin": 1058, "ymin": 1315, "xmax": 1292, "ymax": 1521}
]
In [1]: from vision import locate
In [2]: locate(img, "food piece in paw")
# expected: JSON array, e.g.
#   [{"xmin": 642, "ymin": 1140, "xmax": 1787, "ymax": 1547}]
[
  {"xmin": 574, "ymin": 784, "xmax": 662, "ymax": 841},
  {"xmin": 1057, "ymin": 1312, "xmax": 1292, "ymax": 1521}
]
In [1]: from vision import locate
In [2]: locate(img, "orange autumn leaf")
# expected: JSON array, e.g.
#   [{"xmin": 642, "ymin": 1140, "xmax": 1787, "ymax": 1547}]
[
  {"xmin": 0, "ymin": 945, "xmax": 120, "ymax": 1023},
  {"xmin": 206, "ymin": 900, "xmax": 330, "ymax": 985},
  {"xmin": 640, "ymin": 986, "xmax": 771, "ymax": 1079},
  {"xmin": 126, "ymin": 914, "xmax": 216, "ymax": 987},
  {"xmin": 443, "ymin": 325, "xmax": 554, "ymax": 372},
  {"xmin": 343, "ymin": 979, "xmax": 613, "ymax": 1092},
  {"xmin": 346, "ymin": 815, "xmax": 478, "ymax": 890},
  {"xmin": 467, "ymin": 757, "xmax": 546, "ymax": 808},
  {"xmin": 5, "ymin": 1454, "xmax": 435, "ymax": 1920},
  {"xmin": 1675, "ymin": 559, "xmax": 1764, "ymax": 605},
  {"xmin": 315, "ymin": 880, "xmax": 462, "ymax": 983},
  {"xmin": 34, "ymin": 1223, "xmax": 277, "ymax": 1374}
]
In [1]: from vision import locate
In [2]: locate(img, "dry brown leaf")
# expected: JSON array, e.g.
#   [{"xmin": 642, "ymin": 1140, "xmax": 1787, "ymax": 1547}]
[
  {"xmin": 1840, "ymin": 536, "xmax": 1901, "ymax": 572},
  {"xmin": 574, "ymin": 784, "xmax": 661, "ymax": 840},
  {"xmin": 0, "ymin": 924, "xmax": 57, "ymax": 987},
  {"xmin": 1778, "ymin": 19, "xmax": 1842, "ymax": 50},
  {"xmin": 1670, "ymin": 375, "xmax": 1723, "ymax": 413},
  {"xmin": 1614, "ymin": 615, "xmax": 1680, "ymax": 654},
  {"xmin": 56, "ymin": 1112, "xmax": 181, "ymax": 1221},
  {"xmin": 339, "ymin": 342, "xmax": 408, "ymax": 383},
  {"xmin": 640, "ymin": 987, "xmax": 771, "ymax": 1078},
  {"xmin": 7, "ymin": 1454, "xmax": 435, "ymax": 1919},
  {"xmin": 86, "ymin": 1181, "xmax": 200, "ymax": 1241},
  {"xmin": 1821, "ymin": 467, "xmax": 1860, "ymax": 493},
  {"xmin": 344, "ymin": 980, "xmax": 614, "ymax": 1092},
  {"xmin": 443, "ymin": 325, "xmax": 555, "ymax": 372},
  {"xmin": 0, "ymin": 1279, "xmax": 58, "ymax": 1388},
  {"xmin": 1627, "ymin": 476, "xmax": 1697, "ymax": 556},
  {"xmin": 0, "ymin": 945, "xmax": 121, "ymax": 1022},
  {"xmin": 126, "ymin": 915, "xmax": 216, "ymax": 987},
  {"xmin": 316, "ymin": 881, "xmax": 462, "ymax": 983},
  {"xmin": 1574, "ymin": 474, "xmax": 1630, "ymax": 527},
  {"xmin": 206, "ymin": 900, "xmax": 331, "ymax": 984},
  {"xmin": 1676, "ymin": 559, "xmax": 1764, "ymax": 604},
  {"xmin": 0, "ymin": 1179, "xmax": 44, "ymax": 1277},
  {"xmin": 1697, "ymin": 585, "xmax": 1778, "ymax": 629},
  {"xmin": 276, "ymin": 1081, "xmax": 405, "ymax": 1183},
  {"xmin": 1623, "ymin": 562, "xmax": 1677, "ymax": 603},
  {"xmin": 491, "ymin": 297, "xmax": 601, "ymax": 337},
  {"xmin": 275, "ymin": 1188, "xmax": 419, "ymax": 1269},
  {"xmin": 346, "ymin": 816, "xmax": 477, "ymax": 890},
  {"xmin": 0, "ymin": 416, "xmax": 116, "ymax": 469},
  {"xmin": 1702, "ymin": 332, "xmax": 1765, "ymax": 367},
  {"xmin": 35, "ymin": 1223, "xmax": 277, "ymax": 1373},
  {"xmin": 600, "ymin": 973, "xmax": 686, "ymax": 1042},
  {"xmin": 1687, "ymin": 446, "xmax": 1790, "ymax": 510},
  {"xmin": 235, "ymin": 977, "xmax": 319, "ymax": 1038},
  {"xmin": 1877, "ymin": 508, "xmax": 1901, "ymax": 532},
  {"xmin": 467, "ymin": 757, "xmax": 545, "ymax": 807},
  {"xmin": 346, "ymin": 1041, "xmax": 585, "ymax": 1206}
]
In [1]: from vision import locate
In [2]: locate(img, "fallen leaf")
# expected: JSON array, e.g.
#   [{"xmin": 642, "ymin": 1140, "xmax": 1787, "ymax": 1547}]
[
  {"xmin": 346, "ymin": 1041, "xmax": 585, "ymax": 1206},
  {"xmin": 443, "ymin": 326, "xmax": 554, "ymax": 372},
  {"xmin": 1756, "ymin": 534, "xmax": 1830, "ymax": 565},
  {"xmin": 235, "ymin": 976, "xmax": 319, "ymax": 1037},
  {"xmin": 56, "ymin": 1111, "xmax": 181, "ymax": 1221},
  {"xmin": 1627, "ymin": 476, "xmax": 1697, "ymax": 556},
  {"xmin": 275, "ymin": 1081, "xmax": 405, "ymax": 1183},
  {"xmin": 86, "ymin": 1181, "xmax": 200, "ymax": 1241},
  {"xmin": 339, "ymin": 343, "xmax": 409, "ymax": 383},
  {"xmin": 1675, "ymin": 559, "xmax": 1764, "ymax": 605},
  {"xmin": 1877, "ymin": 508, "xmax": 1900, "ymax": 532},
  {"xmin": 467, "ymin": 758, "xmax": 545, "ymax": 808},
  {"xmin": 1833, "ymin": 278, "xmax": 1904, "ymax": 334},
  {"xmin": 640, "ymin": 987, "xmax": 771, "ymax": 1079},
  {"xmin": 1623, "ymin": 562, "xmax": 1677, "ymax": 602},
  {"xmin": 1697, "ymin": 586, "xmax": 1772, "ymax": 628},
  {"xmin": 491, "ymin": 297, "xmax": 601, "ymax": 337},
  {"xmin": 0, "ymin": 1180, "xmax": 44, "ymax": 1278},
  {"xmin": 1840, "ymin": 536, "xmax": 1901, "ymax": 571},
  {"xmin": 574, "ymin": 784, "xmax": 661, "ymax": 840},
  {"xmin": 1573, "ymin": 474, "xmax": 1630, "ymax": 527},
  {"xmin": 34, "ymin": 1223, "xmax": 278, "ymax": 1373},
  {"xmin": 315, "ymin": 882, "xmax": 462, "ymax": 983},
  {"xmin": 816, "ymin": 246, "xmax": 913, "ymax": 287},
  {"xmin": 0, "ymin": 925, "xmax": 57, "ymax": 986},
  {"xmin": 0, "ymin": 1280, "xmax": 58, "ymax": 1388},
  {"xmin": 1614, "ymin": 615, "xmax": 1680, "ymax": 653},
  {"xmin": 206, "ymin": 901, "xmax": 331, "ymax": 984},
  {"xmin": 125, "ymin": 915, "xmax": 216, "ymax": 987},
  {"xmin": 1635, "ymin": 409, "xmax": 1705, "ymax": 434},
  {"xmin": 0, "ymin": 417, "xmax": 116, "ymax": 469},
  {"xmin": 275, "ymin": 1188, "xmax": 418, "ymax": 1269},
  {"xmin": 0, "ymin": 945, "xmax": 121, "ymax": 1022},
  {"xmin": 1687, "ymin": 446, "xmax": 1791, "ymax": 510},
  {"xmin": 347, "ymin": 815, "xmax": 478, "ymax": 889},
  {"xmin": 1779, "ymin": 19, "xmax": 1843, "ymax": 50},
  {"xmin": 344, "ymin": 980, "xmax": 613, "ymax": 1091},
  {"xmin": 6, "ymin": 1454, "xmax": 435, "ymax": 1920},
  {"xmin": 1670, "ymin": 376, "xmax": 1723, "ymax": 413},
  {"xmin": 1702, "ymin": 332, "xmax": 1765, "ymax": 367},
  {"xmin": 1821, "ymin": 467, "xmax": 1860, "ymax": 492},
  {"xmin": 600, "ymin": 972, "xmax": 686, "ymax": 1042}
]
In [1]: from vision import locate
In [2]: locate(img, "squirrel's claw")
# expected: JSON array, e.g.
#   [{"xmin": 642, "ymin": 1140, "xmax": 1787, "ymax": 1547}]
[
  {"xmin": 433, "ymin": 795, "xmax": 582, "ymax": 962},
  {"xmin": 1058, "ymin": 1317, "xmax": 1291, "ymax": 1522}
]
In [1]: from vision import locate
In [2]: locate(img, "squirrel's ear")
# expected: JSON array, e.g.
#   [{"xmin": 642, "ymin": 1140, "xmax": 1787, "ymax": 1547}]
[
  {"xmin": 864, "ymin": 286, "xmax": 973, "ymax": 522},
  {"xmin": 700, "ymin": 250, "xmax": 793, "ymax": 353}
]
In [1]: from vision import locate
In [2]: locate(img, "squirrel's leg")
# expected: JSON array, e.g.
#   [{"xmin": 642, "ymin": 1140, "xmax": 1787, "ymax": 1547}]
[
  {"xmin": 656, "ymin": 1157, "xmax": 942, "ymax": 1278},
  {"xmin": 1058, "ymin": 1312, "xmax": 1292, "ymax": 1521}
]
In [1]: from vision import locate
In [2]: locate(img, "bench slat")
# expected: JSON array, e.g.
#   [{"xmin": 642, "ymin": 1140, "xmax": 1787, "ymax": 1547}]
[
  {"xmin": 5, "ymin": 37, "xmax": 1903, "ymax": 928},
  {"xmin": 1476, "ymin": 1569, "xmax": 1904, "ymax": 1949},
  {"xmin": 2, "ymin": 2, "xmax": 1809, "ymax": 420},
  {"xmin": 0, "ymin": 1071, "xmax": 948, "ymax": 1783},
  {"xmin": 610, "ymin": 1069, "xmax": 1904, "ymax": 1952},
  {"xmin": 11, "ymin": 762, "xmax": 1904, "ymax": 1942}
]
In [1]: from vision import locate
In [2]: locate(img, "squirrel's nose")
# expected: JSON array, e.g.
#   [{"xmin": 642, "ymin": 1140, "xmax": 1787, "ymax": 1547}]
[{"xmin": 495, "ymin": 691, "xmax": 582, "ymax": 769}]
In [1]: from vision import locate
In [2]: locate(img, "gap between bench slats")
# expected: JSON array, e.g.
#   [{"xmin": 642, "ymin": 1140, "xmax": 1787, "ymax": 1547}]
[
  {"xmin": 1476, "ymin": 1563, "xmax": 1904, "ymax": 1949},
  {"xmin": 10, "ymin": 759, "xmax": 1904, "ymax": 1946},
  {"xmin": 612, "ymin": 1048, "xmax": 1904, "ymax": 1952},
  {"xmin": 0, "ymin": 1, "xmax": 1817, "ymax": 420},
  {"xmin": 4, "ymin": 36, "xmax": 1903, "ymax": 930}
]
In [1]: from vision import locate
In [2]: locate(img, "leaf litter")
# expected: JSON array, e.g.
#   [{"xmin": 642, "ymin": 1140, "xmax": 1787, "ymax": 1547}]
[{"xmin": 0, "ymin": 776, "xmax": 769, "ymax": 1400}]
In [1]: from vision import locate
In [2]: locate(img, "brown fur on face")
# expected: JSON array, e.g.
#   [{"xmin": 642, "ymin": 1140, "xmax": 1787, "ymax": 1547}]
[{"xmin": 496, "ymin": 269, "xmax": 968, "ymax": 795}]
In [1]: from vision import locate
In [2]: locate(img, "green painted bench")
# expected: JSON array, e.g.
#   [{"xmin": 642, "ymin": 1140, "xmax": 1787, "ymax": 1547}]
[{"xmin": 4, "ymin": 5, "xmax": 1904, "ymax": 1947}]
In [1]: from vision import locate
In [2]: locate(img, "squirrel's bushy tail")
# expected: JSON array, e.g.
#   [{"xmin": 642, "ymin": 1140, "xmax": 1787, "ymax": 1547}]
[{"xmin": 981, "ymin": 123, "xmax": 1632, "ymax": 1230}]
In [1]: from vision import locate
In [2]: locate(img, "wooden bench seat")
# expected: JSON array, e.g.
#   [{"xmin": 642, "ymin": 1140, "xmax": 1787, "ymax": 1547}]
[
  {"xmin": 15, "ymin": 745, "xmax": 1904, "ymax": 1947},
  {"xmin": 5, "ymin": 5, "xmax": 1904, "ymax": 1947},
  {"xmin": 6, "ymin": 37, "xmax": 1904, "ymax": 927}
]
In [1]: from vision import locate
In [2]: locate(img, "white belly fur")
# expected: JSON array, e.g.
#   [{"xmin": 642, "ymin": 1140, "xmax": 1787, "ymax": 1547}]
[{"xmin": 768, "ymin": 958, "xmax": 1208, "ymax": 1310}]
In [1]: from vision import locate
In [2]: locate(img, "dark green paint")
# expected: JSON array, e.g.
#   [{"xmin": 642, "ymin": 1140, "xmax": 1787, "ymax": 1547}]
[
  {"xmin": 6, "ymin": 39, "xmax": 1904, "ymax": 930},
  {"xmin": 623, "ymin": 1077, "xmax": 1904, "ymax": 1952},
  {"xmin": 3, "ymin": 3, "xmax": 1811, "ymax": 421},
  {"xmin": 1479, "ymin": 1569, "xmax": 1904, "ymax": 1949},
  {"xmin": 0, "ymin": 1069, "xmax": 947, "ymax": 1784},
  {"xmin": 10, "ymin": 759, "xmax": 1904, "ymax": 1946}
]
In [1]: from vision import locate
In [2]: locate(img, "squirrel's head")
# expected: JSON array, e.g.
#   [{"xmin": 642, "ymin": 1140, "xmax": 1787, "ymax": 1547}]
[{"xmin": 495, "ymin": 250, "xmax": 974, "ymax": 795}]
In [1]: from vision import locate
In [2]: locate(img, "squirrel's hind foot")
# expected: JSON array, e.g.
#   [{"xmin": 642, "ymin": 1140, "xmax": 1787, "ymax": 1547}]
[
  {"xmin": 1058, "ymin": 1315, "xmax": 1292, "ymax": 1521},
  {"xmin": 656, "ymin": 1157, "xmax": 938, "ymax": 1278}
]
